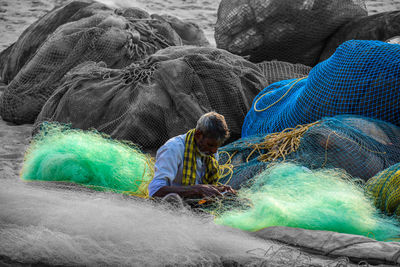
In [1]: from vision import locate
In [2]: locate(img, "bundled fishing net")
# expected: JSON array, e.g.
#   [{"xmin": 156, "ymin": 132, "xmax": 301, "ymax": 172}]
[
  {"xmin": 35, "ymin": 45, "xmax": 316, "ymax": 151},
  {"xmin": 150, "ymin": 14, "xmax": 210, "ymax": 46},
  {"xmin": 256, "ymin": 60, "xmax": 311, "ymax": 85},
  {"xmin": 242, "ymin": 40, "xmax": 400, "ymax": 138},
  {"xmin": 0, "ymin": 1, "xmax": 111, "ymax": 84},
  {"xmin": 35, "ymin": 47, "xmax": 266, "ymax": 151},
  {"xmin": 214, "ymin": 163, "xmax": 400, "ymax": 242},
  {"xmin": 365, "ymin": 163, "xmax": 400, "ymax": 218},
  {"xmin": 0, "ymin": 5, "xmax": 182, "ymax": 124},
  {"xmin": 215, "ymin": 0, "xmax": 367, "ymax": 66},
  {"xmin": 319, "ymin": 11, "xmax": 400, "ymax": 62},
  {"xmin": 21, "ymin": 123, "xmax": 154, "ymax": 198},
  {"xmin": 218, "ymin": 115, "xmax": 400, "ymax": 187}
]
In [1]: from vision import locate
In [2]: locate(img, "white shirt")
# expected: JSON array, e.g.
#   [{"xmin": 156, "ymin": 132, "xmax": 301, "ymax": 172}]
[{"xmin": 148, "ymin": 133, "xmax": 218, "ymax": 197}]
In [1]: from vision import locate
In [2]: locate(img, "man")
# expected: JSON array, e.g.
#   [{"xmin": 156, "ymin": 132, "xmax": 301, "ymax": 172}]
[{"xmin": 148, "ymin": 112, "xmax": 236, "ymax": 199}]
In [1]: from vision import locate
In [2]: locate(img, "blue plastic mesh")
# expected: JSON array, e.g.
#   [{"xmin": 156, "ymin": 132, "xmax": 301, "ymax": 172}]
[
  {"xmin": 219, "ymin": 115, "xmax": 400, "ymax": 188},
  {"xmin": 242, "ymin": 40, "xmax": 400, "ymax": 138}
]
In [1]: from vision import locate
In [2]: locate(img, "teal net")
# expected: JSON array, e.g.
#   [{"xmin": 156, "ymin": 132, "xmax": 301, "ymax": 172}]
[
  {"xmin": 219, "ymin": 115, "xmax": 400, "ymax": 187},
  {"xmin": 242, "ymin": 40, "xmax": 400, "ymax": 138}
]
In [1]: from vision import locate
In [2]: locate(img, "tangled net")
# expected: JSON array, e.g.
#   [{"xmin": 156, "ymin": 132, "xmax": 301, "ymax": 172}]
[
  {"xmin": 21, "ymin": 123, "xmax": 154, "ymax": 198},
  {"xmin": 212, "ymin": 163, "xmax": 400, "ymax": 242}
]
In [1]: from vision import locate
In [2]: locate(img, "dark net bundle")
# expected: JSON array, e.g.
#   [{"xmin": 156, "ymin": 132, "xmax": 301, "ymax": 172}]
[
  {"xmin": 319, "ymin": 11, "xmax": 400, "ymax": 62},
  {"xmin": 242, "ymin": 40, "xmax": 400, "ymax": 139},
  {"xmin": 218, "ymin": 115, "xmax": 400, "ymax": 188},
  {"xmin": 0, "ymin": 8, "xmax": 182, "ymax": 125},
  {"xmin": 257, "ymin": 60, "xmax": 311, "ymax": 85},
  {"xmin": 0, "ymin": 1, "xmax": 112, "ymax": 84},
  {"xmin": 150, "ymin": 14, "xmax": 210, "ymax": 47},
  {"xmin": 35, "ymin": 46, "xmax": 266, "ymax": 152},
  {"xmin": 215, "ymin": 0, "xmax": 367, "ymax": 66}
]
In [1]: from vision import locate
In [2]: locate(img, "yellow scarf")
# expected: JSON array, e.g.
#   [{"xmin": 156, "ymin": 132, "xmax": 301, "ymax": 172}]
[{"xmin": 182, "ymin": 129, "xmax": 220, "ymax": 186}]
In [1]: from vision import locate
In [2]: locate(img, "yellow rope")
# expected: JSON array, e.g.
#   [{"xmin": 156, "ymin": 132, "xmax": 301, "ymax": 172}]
[
  {"xmin": 253, "ymin": 77, "xmax": 307, "ymax": 112},
  {"xmin": 217, "ymin": 150, "xmax": 237, "ymax": 185},
  {"xmin": 247, "ymin": 121, "xmax": 320, "ymax": 163}
]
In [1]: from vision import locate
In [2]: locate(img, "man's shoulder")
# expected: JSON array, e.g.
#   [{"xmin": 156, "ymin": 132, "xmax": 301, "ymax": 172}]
[{"xmin": 159, "ymin": 133, "xmax": 186, "ymax": 153}]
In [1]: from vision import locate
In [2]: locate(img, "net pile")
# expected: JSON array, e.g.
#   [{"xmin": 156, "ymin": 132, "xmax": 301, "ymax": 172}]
[
  {"xmin": 0, "ymin": 0, "xmax": 111, "ymax": 84},
  {"xmin": 365, "ymin": 163, "xmax": 400, "ymax": 218},
  {"xmin": 215, "ymin": 0, "xmax": 367, "ymax": 66},
  {"xmin": 35, "ymin": 47, "xmax": 265, "ymax": 151},
  {"xmin": 256, "ymin": 60, "xmax": 311, "ymax": 85},
  {"xmin": 0, "ymin": 5, "xmax": 182, "ymax": 124},
  {"xmin": 21, "ymin": 123, "xmax": 154, "ymax": 198},
  {"xmin": 213, "ymin": 163, "xmax": 400, "ymax": 242},
  {"xmin": 242, "ymin": 40, "xmax": 400, "ymax": 138},
  {"xmin": 319, "ymin": 11, "xmax": 400, "ymax": 62},
  {"xmin": 151, "ymin": 14, "xmax": 210, "ymax": 46},
  {"xmin": 218, "ymin": 115, "xmax": 400, "ymax": 187}
]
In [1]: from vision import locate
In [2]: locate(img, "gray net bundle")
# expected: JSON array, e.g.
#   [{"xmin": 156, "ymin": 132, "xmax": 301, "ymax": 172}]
[
  {"xmin": 218, "ymin": 115, "xmax": 400, "ymax": 189},
  {"xmin": 257, "ymin": 60, "xmax": 311, "ymax": 85},
  {"xmin": 0, "ymin": 0, "xmax": 112, "ymax": 84},
  {"xmin": 150, "ymin": 14, "xmax": 210, "ymax": 47},
  {"xmin": 215, "ymin": 0, "xmax": 367, "ymax": 66},
  {"xmin": 35, "ymin": 47, "xmax": 266, "ymax": 151},
  {"xmin": 319, "ymin": 11, "xmax": 400, "ymax": 62},
  {"xmin": 0, "ymin": 7, "xmax": 182, "ymax": 124}
]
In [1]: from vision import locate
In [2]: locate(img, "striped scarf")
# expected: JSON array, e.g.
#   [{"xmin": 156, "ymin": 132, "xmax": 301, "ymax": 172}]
[{"xmin": 182, "ymin": 129, "xmax": 220, "ymax": 186}]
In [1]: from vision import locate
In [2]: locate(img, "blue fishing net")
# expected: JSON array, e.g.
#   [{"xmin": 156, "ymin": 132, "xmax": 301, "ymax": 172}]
[
  {"xmin": 242, "ymin": 40, "xmax": 400, "ymax": 138},
  {"xmin": 219, "ymin": 115, "xmax": 400, "ymax": 188}
]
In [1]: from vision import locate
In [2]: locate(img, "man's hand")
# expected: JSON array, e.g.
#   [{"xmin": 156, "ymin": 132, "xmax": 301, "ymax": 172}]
[
  {"xmin": 192, "ymin": 184, "xmax": 236, "ymax": 198},
  {"xmin": 216, "ymin": 185, "xmax": 236, "ymax": 195}
]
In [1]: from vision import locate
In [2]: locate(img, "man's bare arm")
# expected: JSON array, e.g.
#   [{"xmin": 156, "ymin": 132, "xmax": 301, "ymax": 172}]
[{"xmin": 152, "ymin": 184, "xmax": 235, "ymax": 198}]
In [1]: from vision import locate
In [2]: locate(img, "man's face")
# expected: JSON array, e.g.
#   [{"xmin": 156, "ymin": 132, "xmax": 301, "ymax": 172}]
[{"xmin": 195, "ymin": 131, "xmax": 221, "ymax": 156}]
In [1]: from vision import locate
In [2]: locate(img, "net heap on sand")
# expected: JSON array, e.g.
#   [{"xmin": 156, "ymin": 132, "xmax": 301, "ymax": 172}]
[
  {"xmin": 219, "ymin": 115, "xmax": 400, "ymax": 188},
  {"xmin": 21, "ymin": 123, "xmax": 154, "ymax": 198},
  {"xmin": 34, "ymin": 44, "xmax": 313, "ymax": 151},
  {"xmin": 0, "ymin": 4, "xmax": 182, "ymax": 125},
  {"xmin": 365, "ymin": 162, "xmax": 400, "ymax": 218},
  {"xmin": 34, "ymin": 47, "xmax": 266, "ymax": 150},
  {"xmin": 242, "ymin": 40, "xmax": 400, "ymax": 138},
  {"xmin": 215, "ymin": 0, "xmax": 367, "ymax": 66}
]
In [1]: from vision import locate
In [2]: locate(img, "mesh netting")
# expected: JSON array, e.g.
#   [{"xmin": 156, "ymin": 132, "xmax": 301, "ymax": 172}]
[
  {"xmin": 215, "ymin": 0, "xmax": 367, "ymax": 66},
  {"xmin": 319, "ymin": 11, "xmax": 400, "ymax": 62},
  {"xmin": 218, "ymin": 115, "xmax": 400, "ymax": 188},
  {"xmin": 0, "ymin": 7, "xmax": 182, "ymax": 124},
  {"xmin": 34, "ymin": 47, "xmax": 265, "ymax": 151},
  {"xmin": 150, "ymin": 14, "xmax": 210, "ymax": 46},
  {"xmin": 242, "ymin": 40, "xmax": 400, "ymax": 139},
  {"xmin": 256, "ymin": 60, "xmax": 311, "ymax": 85},
  {"xmin": 21, "ymin": 123, "xmax": 154, "ymax": 198},
  {"xmin": 365, "ymin": 163, "xmax": 400, "ymax": 218},
  {"xmin": 213, "ymin": 163, "xmax": 400, "ymax": 241},
  {"xmin": 0, "ymin": 1, "xmax": 112, "ymax": 84}
]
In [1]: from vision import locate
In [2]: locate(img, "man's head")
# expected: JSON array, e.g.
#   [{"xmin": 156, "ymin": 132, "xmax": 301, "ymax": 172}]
[{"xmin": 194, "ymin": 112, "xmax": 230, "ymax": 156}]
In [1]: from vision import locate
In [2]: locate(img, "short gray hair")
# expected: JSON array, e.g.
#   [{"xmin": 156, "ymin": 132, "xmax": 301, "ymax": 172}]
[{"xmin": 196, "ymin": 112, "xmax": 230, "ymax": 142}]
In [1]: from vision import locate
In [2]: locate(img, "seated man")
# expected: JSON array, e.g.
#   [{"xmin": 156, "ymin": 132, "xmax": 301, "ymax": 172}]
[{"xmin": 148, "ymin": 111, "xmax": 236, "ymax": 199}]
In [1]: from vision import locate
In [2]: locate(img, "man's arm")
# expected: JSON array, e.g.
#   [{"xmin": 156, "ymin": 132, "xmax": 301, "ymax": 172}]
[{"xmin": 152, "ymin": 184, "xmax": 223, "ymax": 198}]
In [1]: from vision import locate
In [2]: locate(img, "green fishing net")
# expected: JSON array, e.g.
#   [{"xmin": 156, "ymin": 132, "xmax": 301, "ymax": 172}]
[
  {"xmin": 214, "ymin": 163, "xmax": 400, "ymax": 241},
  {"xmin": 21, "ymin": 123, "xmax": 154, "ymax": 198}
]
